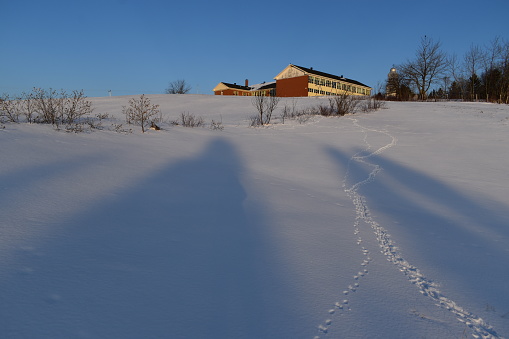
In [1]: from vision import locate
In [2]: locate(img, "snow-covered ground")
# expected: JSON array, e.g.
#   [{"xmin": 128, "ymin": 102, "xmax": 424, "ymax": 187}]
[{"xmin": 1, "ymin": 95, "xmax": 508, "ymax": 339}]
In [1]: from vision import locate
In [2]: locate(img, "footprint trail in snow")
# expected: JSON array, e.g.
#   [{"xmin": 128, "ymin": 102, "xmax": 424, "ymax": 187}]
[{"xmin": 314, "ymin": 118, "xmax": 502, "ymax": 339}]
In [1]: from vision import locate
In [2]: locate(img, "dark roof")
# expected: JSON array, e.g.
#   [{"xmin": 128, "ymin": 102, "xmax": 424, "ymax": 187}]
[
  {"xmin": 221, "ymin": 81, "xmax": 276, "ymax": 91},
  {"xmin": 221, "ymin": 82, "xmax": 250, "ymax": 90},
  {"xmin": 292, "ymin": 64, "xmax": 371, "ymax": 88}
]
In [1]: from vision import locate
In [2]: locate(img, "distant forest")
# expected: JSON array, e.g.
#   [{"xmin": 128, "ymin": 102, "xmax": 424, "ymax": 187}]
[{"xmin": 385, "ymin": 36, "xmax": 509, "ymax": 103}]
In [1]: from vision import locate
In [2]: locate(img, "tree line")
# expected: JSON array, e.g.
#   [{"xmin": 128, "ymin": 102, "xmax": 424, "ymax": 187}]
[{"xmin": 386, "ymin": 36, "xmax": 509, "ymax": 103}]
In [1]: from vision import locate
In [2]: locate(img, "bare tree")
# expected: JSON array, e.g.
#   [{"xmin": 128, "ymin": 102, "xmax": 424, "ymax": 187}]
[
  {"xmin": 463, "ymin": 44, "xmax": 485, "ymax": 101},
  {"xmin": 400, "ymin": 36, "xmax": 447, "ymax": 100},
  {"xmin": 482, "ymin": 37, "xmax": 503, "ymax": 102},
  {"xmin": 165, "ymin": 79, "xmax": 191, "ymax": 94},
  {"xmin": 251, "ymin": 94, "xmax": 280, "ymax": 126},
  {"xmin": 63, "ymin": 90, "xmax": 93, "ymax": 126},
  {"xmin": 21, "ymin": 91, "xmax": 37, "ymax": 123},
  {"xmin": 0, "ymin": 94, "xmax": 23, "ymax": 123},
  {"xmin": 447, "ymin": 54, "xmax": 466, "ymax": 100},
  {"xmin": 123, "ymin": 94, "xmax": 160, "ymax": 133},
  {"xmin": 500, "ymin": 40, "xmax": 509, "ymax": 103},
  {"xmin": 32, "ymin": 88, "xmax": 65, "ymax": 126}
]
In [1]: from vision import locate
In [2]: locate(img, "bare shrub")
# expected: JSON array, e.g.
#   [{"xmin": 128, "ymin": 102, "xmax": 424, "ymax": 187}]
[
  {"xmin": 328, "ymin": 94, "xmax": 360, "ymax": 116},
  {"xmin": 249, "ymin": 114, "xmax": 262, "ymax": 127},
  {"xmin": 210, "ymin": 116, "xmax": 224, "ymax": 130},
  {"xmin": 172, "ymin": 112, "xmax": 204, "ymax": 127},
  {"xmin": 280, "ymin": 98, "xmax": 298, "ymax": 124},
  {"xmin": 111, "ymin": 123, "xmax": 132, "ymax": 134},
  {"xmin": 296, "ymin": 113, "xmax": 311, "ymax": 124},
  {"xmin": 96, "ymin": 112, "xmax": 109, "ymax": 121},
  {"xmin": 32, "ymin": 88, "xmax": 65, "ymax": 126},
  {"xmin": 360, "ymin": 97, "xmax": 387, "ymax": 112},
  {"xmin": 280, "ymin": 105, "xmax": 288, "ymax": 124},
  {"xmin": 251, "ymin": 94, "xmax": 280, "ymax": 126},
  {"xmin": 318, "ymin": 103, "xmax": 334, "ymax": 116},
  {"xmin": 21, "ymin": 91, "xmax": 37, "ymax": 123},
  {"xmin": 1, "ymin": 88, "xmax": 93, "ymax": 129},
  {"xmin": 63, "ymin": 90, "xmax": 93, "ymax": 126},
  {"xmin": 122, "ymin": 94, "xmax": 160, "ymax": 133},
  {"xmin": 0, "ymin": 94, "xmax": 23, "ymax": 123}
]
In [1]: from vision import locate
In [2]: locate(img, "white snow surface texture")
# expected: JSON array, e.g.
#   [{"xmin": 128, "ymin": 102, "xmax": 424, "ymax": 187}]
[{"xmin": 1, "ymin": 95, "xmax": 509, "ymax": 339}]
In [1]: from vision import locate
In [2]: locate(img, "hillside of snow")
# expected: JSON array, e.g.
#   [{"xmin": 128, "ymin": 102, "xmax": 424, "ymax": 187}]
[{"xmin": 1, "ymin": 95, "xmax": 508, "ymax": 338}]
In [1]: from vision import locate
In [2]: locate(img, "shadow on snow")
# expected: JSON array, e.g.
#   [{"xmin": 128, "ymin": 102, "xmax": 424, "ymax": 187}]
[
  {"xmin": 325, "ymin": 145, "xmax": 509, "ymax": 335},
  {"xmin": 0, "ymin": 138, "xmax": 298, "ymax": 338}
]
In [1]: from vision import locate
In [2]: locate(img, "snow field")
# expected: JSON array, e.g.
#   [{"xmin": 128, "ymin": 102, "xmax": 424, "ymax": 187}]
[{"xmin": 1, "ymin": 95, "xmax": 508, "ymax": 338}]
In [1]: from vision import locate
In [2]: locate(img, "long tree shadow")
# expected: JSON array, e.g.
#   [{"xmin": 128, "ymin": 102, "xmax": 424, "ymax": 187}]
[
  {"xmin": 0, "ymin": 138, "xmax": 296, "ymax": 338},
  {"xmin": 325, "ymin": 145, "xmax": 509, "ymax": 333}
]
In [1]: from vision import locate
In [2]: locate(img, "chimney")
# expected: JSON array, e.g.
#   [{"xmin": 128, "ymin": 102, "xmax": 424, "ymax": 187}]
[{"xmin": 245, "ymin": 79, "xmax": 249, "ymax": 87}]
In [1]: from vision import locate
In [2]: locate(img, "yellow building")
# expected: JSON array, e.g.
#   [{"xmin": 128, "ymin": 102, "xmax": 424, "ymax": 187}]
[
  {"xmin": 273, "ymin": 64, "xmax": 371, "ymax": 97},
  {"xmin": 213, "ymin": 64, "xmax": 371, "ymax": 97}
]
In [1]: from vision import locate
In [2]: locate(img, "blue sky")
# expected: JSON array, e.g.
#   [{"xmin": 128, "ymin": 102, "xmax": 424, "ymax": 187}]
[{"xmin": 2, "ymin": 0, "xmax": 508, "ymax": 97}]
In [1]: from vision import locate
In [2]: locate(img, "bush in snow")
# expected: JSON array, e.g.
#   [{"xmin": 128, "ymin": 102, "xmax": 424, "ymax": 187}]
[
  {"xmin": 171, "ymin": 112, "xmax": 205, "ymax": 128},
  {"xmin": 0, "ymin": 94, "xmax": 23, "ymax": 123},
  {"xmin": 251, "ymin": 94, "xmax": 280, "ymax": 126},
  {"xmin": 210, "ymin": 117, "xmax": 224, "ymax": 130},
  {"xmin": 1, "ymin": 88, "xmax": 94, "ymax": 130},
  {"xmin": 360, "ymin": 97, "xmax": 387, "ymax": 112},
  {"xmin": 123, "ymin": 94, "xmax": 160, "ymax": 133}
]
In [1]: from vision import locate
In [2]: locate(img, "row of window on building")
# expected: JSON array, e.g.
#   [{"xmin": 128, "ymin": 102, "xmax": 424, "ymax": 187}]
[
  {"xmin": 308, "ymin": 76, "xmax": 369, "ymax": 95},
  {"xmin": 232, "ymin": 89, "xmax": 275, "ymax": 96}
]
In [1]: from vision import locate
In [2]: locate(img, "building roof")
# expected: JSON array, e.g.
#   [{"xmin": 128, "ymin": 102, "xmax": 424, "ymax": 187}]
[
  {"xmin": 250, "ymin": 81, "xmax": 276, "ymax": 90},
  {"xmin": 220, "ymin": 82, "xmax": 251, "ymax": 91},
  {"xmin": 291, "ymin": 64, "xmax": 371, "ymax": 88},
  {"xmin": 214, "ymin": 81, "xmax": 276, "ymax": 92}
]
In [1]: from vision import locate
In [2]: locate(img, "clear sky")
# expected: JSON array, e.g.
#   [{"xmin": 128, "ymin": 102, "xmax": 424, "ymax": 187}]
[{"xmin": 2, "ymin": 0, "xmax": 508, "ymax": 97}]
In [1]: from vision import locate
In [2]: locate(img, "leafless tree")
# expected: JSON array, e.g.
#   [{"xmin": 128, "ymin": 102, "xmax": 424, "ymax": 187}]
[
  {"xmin": 500, "ymin": 41, "xmax": 509, "ymax": 103},
  {"xmin": 251, "ymin": 94, "xmax": 280, "ymax": 125},
  {"xmin": 123, "ymin": 94, "xmax": 160, "ymax": 133},
  {"xmin": 464, "ymin": 44, "xmax": 485, "ymax": 101},
  {"xmin": 30, "ymin": 88, "xmax": 93, "ymax": 128},
  {"xmin": 21, "ymin": 91, "xmax": 37, "ymax": 123},
  {"xmin": 0, "ymin": 94, "xmax": 23, "ymax": 123},
  {"xmin": 482, "ymin": 37, "xmax": 503, "ymax": 102},
  {"xmin": 447, "ymin": 54, "xmax": 468, "ymax": 100},
  {"xmin": 32, "ymin": 88, "xmax": 65, "ymax": 126},
  {"xmin": 165, "ymin": 79, "xmax": 191, "ymax": 94},
  {"xmin": 399, "ymin": 36, "xmax": 447, "ymax": 100},
  {"xmin": 63, "ymin": 90, "xmax": 93, "ymax": 126}
]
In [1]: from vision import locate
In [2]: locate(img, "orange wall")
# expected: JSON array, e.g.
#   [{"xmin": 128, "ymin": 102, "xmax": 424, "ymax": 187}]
[
  {"xmin": 214, "ymin": 89, "xmax": 251, "ymax": 96},
  {"xmin": 275, "ymin": 76, "xmax": 309, "ymax": 97}
]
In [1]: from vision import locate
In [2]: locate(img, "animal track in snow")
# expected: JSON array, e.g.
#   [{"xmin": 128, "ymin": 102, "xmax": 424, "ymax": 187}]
[{"xmin": 315, "ymin": 118, "xmax": 501, "ymax": 338}]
